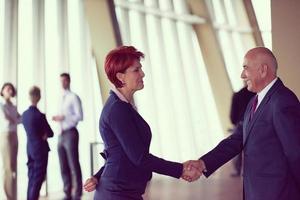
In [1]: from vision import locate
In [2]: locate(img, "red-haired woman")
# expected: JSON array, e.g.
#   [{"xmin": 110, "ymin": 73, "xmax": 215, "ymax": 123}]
[{"xmin": 83, "ymin": 46, "xmax": 200, "ymax": 200}]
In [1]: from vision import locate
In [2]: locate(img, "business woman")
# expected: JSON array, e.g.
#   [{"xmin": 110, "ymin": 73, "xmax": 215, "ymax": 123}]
[
  {"xmin": 0, "ymin": 82, "xmax": 21, "ymax": 200},
  {"xmin": 84, "ymin": 46, "xmax": 200, "ymax": 200}
]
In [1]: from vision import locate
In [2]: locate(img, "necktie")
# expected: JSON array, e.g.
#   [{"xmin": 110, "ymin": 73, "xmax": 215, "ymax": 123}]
[{"xmin": 250, "ymin": 95, "xmax": 258, "ymax": 120}]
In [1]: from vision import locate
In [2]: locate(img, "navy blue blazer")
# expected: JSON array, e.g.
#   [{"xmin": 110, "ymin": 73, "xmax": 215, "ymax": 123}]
[
  {"xmin": 201, "ymin": 79, "xmax": 300, "ymax": 200},
  {"xmin": 94, "ymin": 91, "xmax": 183, "ymax": 194},
  {"xmin": 22, "ymin": 106, "xmax": 54, "ymax": 156}
]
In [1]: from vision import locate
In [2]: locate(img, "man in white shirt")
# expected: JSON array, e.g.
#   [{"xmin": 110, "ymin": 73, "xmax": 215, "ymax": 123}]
[{"xmin": 53, "ymin": 73, "xmax": 83, "ymax": 200}]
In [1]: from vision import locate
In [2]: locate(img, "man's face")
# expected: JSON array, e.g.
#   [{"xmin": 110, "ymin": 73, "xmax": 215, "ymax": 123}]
[
  {"xmin": 241, "ymin": 55, "xmax": 263, "ymax": 93},
  {"xmin": 60, "ymin": 76, "xmax": 70, "ymax": 90}
]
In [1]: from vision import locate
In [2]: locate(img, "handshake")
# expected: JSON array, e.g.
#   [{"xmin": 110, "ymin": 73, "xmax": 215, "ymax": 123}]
[{"xmin": 181, "ymin": 159, "xmax": 206, "ymax": 182}]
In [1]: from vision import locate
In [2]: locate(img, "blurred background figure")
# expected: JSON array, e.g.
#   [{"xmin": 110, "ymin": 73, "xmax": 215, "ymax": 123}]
[
  {"xmin": 52, "ymin": 73, "xmax": 83, "ymax": 200},
  {"xmin": 22, "ymin": 86, "xmax": 53, "ymax": 200},
  {"xmin": 229, "ymin": 83, "xmax": 255, "ymax": 176},
  {"xmin": 0, "ymin": 82, "xmax": 21, "ymax": 200}
]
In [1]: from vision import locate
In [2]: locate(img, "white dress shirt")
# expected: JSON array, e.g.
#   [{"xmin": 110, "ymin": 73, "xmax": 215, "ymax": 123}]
[
  {"xmin": 59, "ymin": 90, "xmax": 83, "ymax": 131},
  {"xmin": 0, "ymin": 99, "xmax": 21, "ymax": 133},
  {"xmin": 256, "ymin": 77, "xmax": 278, "ymax": 111}
]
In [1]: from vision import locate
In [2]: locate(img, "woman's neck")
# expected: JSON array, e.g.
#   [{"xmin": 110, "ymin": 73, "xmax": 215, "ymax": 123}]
[
  {"xmin": 4, "ymin": 98, "xmax": 12, "ymax": 104},
  {"xmin": 117, "ymin": 87, "xmax": 133, "ymax": 103}
]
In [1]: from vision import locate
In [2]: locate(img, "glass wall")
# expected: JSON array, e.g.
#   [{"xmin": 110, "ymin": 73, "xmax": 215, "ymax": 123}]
[
  {"xmin": 0, "ymin": 0, "xmax": 102, "ymax": 198},
  {"xmin": 114, "ymin": 0, "xmax": 224, "ymax": 165},
  {"xmin": 252, "ymin": 0, "xmax": 272, "ymax": 49}
]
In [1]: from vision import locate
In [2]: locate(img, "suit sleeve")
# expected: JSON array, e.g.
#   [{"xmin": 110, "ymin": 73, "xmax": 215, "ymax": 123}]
[
  {"xmin": 273, "ymin": 92, "xmax": 300, "ymax": 189},
  {"xmin": 0, "ymin": 104, "xmax": 9, "ymax": 128},
  {"xmin": 108, "ymin": 102, "xmax": 183, "ymax": 179},
  {"xmin": 200, "ymin": 122, "xmax": 243, "ymax": 177},
  {"xmin": 93, "ymin": 166, "xmax": 105, "ymax": 180},
  {"xmin": 42, "ymin": 114, "xmax": 54, "ymax": 138},
  {"xmin": 93, "ymin": 152, "xmax": 107, "ymax": 179}
]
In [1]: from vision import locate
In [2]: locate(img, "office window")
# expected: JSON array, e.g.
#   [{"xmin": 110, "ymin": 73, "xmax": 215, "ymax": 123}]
[
  {"xmin": 0, "ymin": 0, "xmax": 4, "ymax": 82},
  {"xmin": 114, "ymin": 0, "xmax": 223, "ymax": 164},
  {"xmin": 252, "ymin": 0, "xmax": 272, "ymax": 49},
  {"xmin": 207, "ymin": 0, "xmax": 256, "ymax": 91},
  {"xmin": 0, "ymin": 0, "xmax": 102, "ymax": 197}
]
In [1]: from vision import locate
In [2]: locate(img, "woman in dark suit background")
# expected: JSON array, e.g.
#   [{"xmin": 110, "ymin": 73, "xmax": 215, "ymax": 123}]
[{"xmin": 84, "ymin": 46, "xmax": 200, "ymax": 200}]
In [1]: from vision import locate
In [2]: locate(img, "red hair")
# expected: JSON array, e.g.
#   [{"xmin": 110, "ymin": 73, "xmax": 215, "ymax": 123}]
[{"xmin": 104, "ymin": 46, "xmax": 144, "ymax": 88}]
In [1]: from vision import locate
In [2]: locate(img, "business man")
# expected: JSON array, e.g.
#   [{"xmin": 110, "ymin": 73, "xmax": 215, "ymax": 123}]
[
  {"xmin": 22, "ymin": 86, "xmax": 53, "ymax": 200},
  {"xmin": 52, "ymin": 73, "xmax": 83, "ymax": 200},
  {"xmin": 189, "ymin": 47, "xmax": 300, "ymax": 200}
]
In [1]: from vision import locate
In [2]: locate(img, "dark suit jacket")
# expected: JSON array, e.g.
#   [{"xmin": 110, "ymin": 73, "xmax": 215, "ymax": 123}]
[
  {"xmin": 94, "ymin": 91, "xmax": 183, "ymax": 195},
  {"xmin": 22, "ymin": 106, "xmax": 53, "ymax": 156},
  {"xmin": 201, "ymin": 79, "xmax": 300, "ymax": 200}
]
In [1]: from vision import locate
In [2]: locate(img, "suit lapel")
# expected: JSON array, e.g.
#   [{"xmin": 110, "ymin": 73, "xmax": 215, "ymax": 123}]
[
  {"xmin": 243, "ymin": 101, "xmax": 253, "ymax": 144},
  {"xmin": 243, "ymin": 79, "xmax": 283, "ymax": 145}
]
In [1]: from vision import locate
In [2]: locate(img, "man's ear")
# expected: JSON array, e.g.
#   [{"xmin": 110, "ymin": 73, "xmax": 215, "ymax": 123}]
[{"xmin": 260, "ymin": 64, "xmax": 268, "ymax": 78}]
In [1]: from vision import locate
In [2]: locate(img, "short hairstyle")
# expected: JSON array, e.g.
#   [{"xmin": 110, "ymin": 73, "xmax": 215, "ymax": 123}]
[
  {"xmin": 248, "ymin": 47, "xmax": 278, "ymax": 70},
  {"xmin": 29, "ymin": 86, "xmax": 41, "ymax": 99},
  {"xmin": 1, "ymin": 82, "xmax": 16, "ymax": 97},
  {"xmin": 60, "ymin": 73, "xmax": 71, "ymax": 82},
  {"xmin": 104, "ymin": 46, "xmax": 144, "ymax": 88}
]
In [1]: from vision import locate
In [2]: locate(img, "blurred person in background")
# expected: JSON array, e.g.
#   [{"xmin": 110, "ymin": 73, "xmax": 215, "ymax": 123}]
[
  {"xmin": 22, "ymin": 86, "xmax": 54, "ymax": 200},
  {"xmin": 52, "ymin": 73, "xmax": 83, "ymax": 200},
  {"xmin": 0, "ymin": 82, "xmax": 21, "ymax": 200}
]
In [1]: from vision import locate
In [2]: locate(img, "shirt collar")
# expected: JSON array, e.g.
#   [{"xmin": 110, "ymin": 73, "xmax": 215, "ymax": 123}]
[
  {"xmin": 111, "ymin": 87, "xmax": 129, "ymax": 103},
  {"xmin": 257, "ymin": 77, "xmax": 278, "ymax": 106},
  {"xmin": 29, "ymin": 105, "xmax": 38, "ymax": 110},
  {"xmin": 63, "ymin": 89, "xmax": 71, "ymax": 96},
  {"xmin": 111, "ymin": 87, "xmax": 136, "ymax": 110}
]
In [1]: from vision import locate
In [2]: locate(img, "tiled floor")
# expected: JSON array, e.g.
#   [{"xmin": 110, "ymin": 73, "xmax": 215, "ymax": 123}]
[
  {"xmin": 143, "ymin": 161, "xmax": 243, "ymax": 200},
  {"xmin": 40, "ymin": 161, "xmax": 243, "ymax": 200}
]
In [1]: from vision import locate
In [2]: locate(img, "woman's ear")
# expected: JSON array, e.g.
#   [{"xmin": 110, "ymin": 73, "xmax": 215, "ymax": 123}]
[{"xmin": 116, "ymin": 72, "xmax": 125, "ymax": 85}]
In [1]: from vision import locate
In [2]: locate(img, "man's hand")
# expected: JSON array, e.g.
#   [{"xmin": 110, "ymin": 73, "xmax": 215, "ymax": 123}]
[
  {"xmin": 181, "ymin": 160, "xmax": 206, "ymax": 182},
  {"xmin": 186, "ymin": 159, "xmax": 206, "ymax": 172},
  {"xmin": 83, "ymin": 176, "xmax": 98, "ymax": 192},
  {"xmin": 52, "ymin": 115, "xmax": 65, "ymax": 122}
]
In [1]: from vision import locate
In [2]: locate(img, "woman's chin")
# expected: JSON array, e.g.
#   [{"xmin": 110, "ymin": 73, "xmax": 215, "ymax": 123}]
[{"xmin": 137, "ymin": 84, "xmax": 144, "ymax": 90}]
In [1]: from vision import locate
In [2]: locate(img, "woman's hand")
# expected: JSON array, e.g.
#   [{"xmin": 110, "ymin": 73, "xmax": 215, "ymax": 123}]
[
  {"xmin": 181, "ymin": 160, "xmax": 205, "ymax": 182},
  {"xmin": 83, "ymin": 176, "xmax": 98, "ymax": 192}
]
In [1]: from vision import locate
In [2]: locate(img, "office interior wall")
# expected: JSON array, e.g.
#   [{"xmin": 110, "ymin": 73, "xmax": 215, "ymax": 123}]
[
  {"xmin": 84, "ymin": 0, "xmax": 118, "ymax": 101},
  {"xmin": 272, "ymin": 0, "xmax": 300, "ymax": 98}
]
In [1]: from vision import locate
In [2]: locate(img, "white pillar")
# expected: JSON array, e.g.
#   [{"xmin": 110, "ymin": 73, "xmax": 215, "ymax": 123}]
[{"xmin": 3, "ymin": 0, "xmax": 18, "ymax": 85}]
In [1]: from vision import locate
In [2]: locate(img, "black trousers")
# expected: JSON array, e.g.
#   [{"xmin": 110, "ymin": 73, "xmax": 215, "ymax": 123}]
[
  {"xmin": 27, "ymin": 150, "xmax": 48, "ymax": 200},
  {"xmin": 94, "ymin": 185, "xmax": 143, "ymax": 200},
  {"xmin": 58, "ymin": 128, "xmax": 82, "ymax": 199},
  {"xmin": 94, "ymin": 178, "xmax": 144, "ymax": 200}
]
